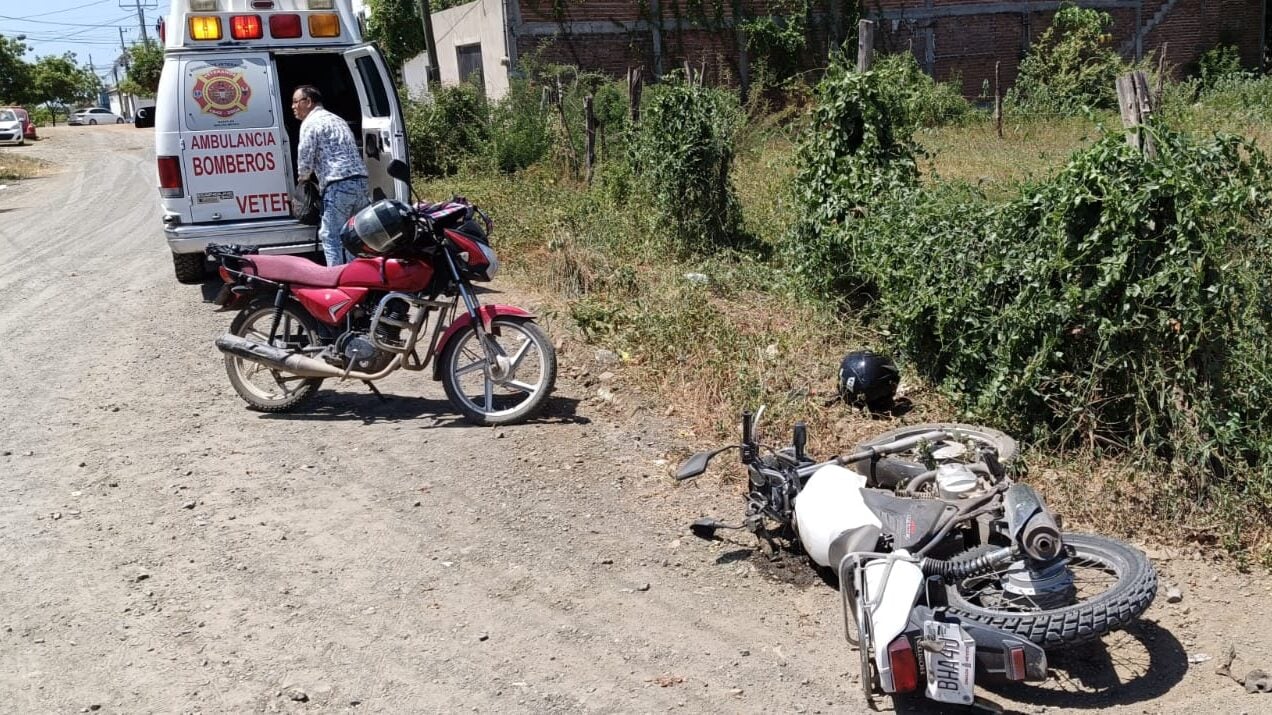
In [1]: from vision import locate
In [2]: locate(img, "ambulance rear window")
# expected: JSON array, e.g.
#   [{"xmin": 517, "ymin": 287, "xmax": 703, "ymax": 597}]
[{"xmin": 354, "ymin": 56, "xmax": 390, "ymax": 118}]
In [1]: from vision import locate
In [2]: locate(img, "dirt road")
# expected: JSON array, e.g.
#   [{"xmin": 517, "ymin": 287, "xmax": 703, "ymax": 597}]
[{"xmin": 1, "ymin": 127, "xmax": 1269, "ymax": 715}]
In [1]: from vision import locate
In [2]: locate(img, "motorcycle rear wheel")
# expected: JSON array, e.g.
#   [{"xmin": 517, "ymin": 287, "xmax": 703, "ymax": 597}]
[
  {"xmin": 850, "ymin": 422, "xmax": 1019, "ymax": 488},
  {"xmin": 439, "ymin": 317, "xmax": 556, "ymax": 425},
  {"xmin": 944, "ymin": 533, "xmax": 1157, "ymax": 649},
  {"xmin": 225, "ymin": 302, "xmax": 325, "ymax": 412}
]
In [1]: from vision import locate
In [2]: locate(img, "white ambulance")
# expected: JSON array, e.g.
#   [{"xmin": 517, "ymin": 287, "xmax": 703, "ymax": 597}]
[{"xmin": 154, "ymin": 0, "xmax": 409, "ymax": 283}]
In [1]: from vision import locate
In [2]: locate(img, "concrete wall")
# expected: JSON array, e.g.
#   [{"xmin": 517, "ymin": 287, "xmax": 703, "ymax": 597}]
[{"xmin": 404, "ymin": 0, "xmax": 512, "ymax": 99}]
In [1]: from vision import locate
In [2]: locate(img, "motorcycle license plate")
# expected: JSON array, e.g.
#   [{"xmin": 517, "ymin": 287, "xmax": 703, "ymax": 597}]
[{"xmin": 922, "ymin": 620, "xmax": 975, "ymax": 705}]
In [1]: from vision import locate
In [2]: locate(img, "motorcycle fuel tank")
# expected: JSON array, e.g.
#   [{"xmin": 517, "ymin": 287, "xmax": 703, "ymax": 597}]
[
  {"xmin": 793, "ymin": 464, "xmax": 880, "ymax": 568},
  {"xmin": 338, "ymin": 258, "xmax": 435, "ymax": 292}
]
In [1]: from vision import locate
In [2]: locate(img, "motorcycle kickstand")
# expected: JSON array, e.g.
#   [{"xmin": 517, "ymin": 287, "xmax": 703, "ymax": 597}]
[{"xmin": 363, "ymin": 381, "xmax": 388, "ymax": 402}]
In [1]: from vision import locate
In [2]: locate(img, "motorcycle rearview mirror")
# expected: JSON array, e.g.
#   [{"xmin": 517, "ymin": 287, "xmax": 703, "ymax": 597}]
[
  {"xmin": 385, "ymin": 159, "xmax": 416, "ymax": 204},
  {"xmin": 674, "ymin": 445, "xmax": 738, "ymax": 481},
  {"xmin": 688, "ymin": 517, "xmax": 746, "ymax": 540},
  {"xmin": 386, "ymin": 159, "xmax": 411, "ymax": 184}
]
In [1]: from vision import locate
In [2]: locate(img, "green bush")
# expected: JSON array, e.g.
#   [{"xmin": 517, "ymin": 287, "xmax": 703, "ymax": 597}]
[
  {"xmin": 782, "ymin": 52, "xmax": 923, "ymax": 301},
  {"xmin": 1198, "ymin": 44, "xmax": 1249, "ymax": 89},
  {"xmin": 486, "ymin": 79, "xmax": 552, "ymax": 174},
  {"xmin": 404, "ymin": 84, "xmax": 488, "ymax": 177},
  {"xmin": 1006, "ymin": 5, "xmax": 1125, "ymax": 116},
  {"xmin": 873, "ymin": 53, "xmax": 978, "ymax": 128},
  {"xmin": 627, "ymin": 76, "xmax": 745, "ymax": 252}
]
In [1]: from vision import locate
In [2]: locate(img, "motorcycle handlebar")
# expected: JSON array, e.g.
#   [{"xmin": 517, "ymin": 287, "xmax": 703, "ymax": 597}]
[{"xmin": 780, "ymin": 429, "xmax": 954, "ymax": 480}]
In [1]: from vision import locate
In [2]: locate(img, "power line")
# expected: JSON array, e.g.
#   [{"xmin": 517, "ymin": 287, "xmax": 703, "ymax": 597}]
[
  {"xmin": 6, "ymin": 1, "xmax": 115, "ymax": 20},
  {"xmin": 0, "ymin": 15, "xmax": 133, "ymax": 28}
]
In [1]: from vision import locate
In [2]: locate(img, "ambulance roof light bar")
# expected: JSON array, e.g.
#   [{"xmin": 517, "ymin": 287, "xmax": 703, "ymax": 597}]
[{"xmin": 165, "ymin": 0, "xmax": 361, "ymax": 50}]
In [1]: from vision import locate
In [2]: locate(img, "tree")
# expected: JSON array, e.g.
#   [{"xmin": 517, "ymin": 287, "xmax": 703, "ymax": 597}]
[
  {"xmin": 365, "ymin": 0, "xmax": 427, "ymax": 70},
  {"xmin": 0, "ymin": 34, "xmax": 34, "ymax": 105},
  {"xmin": 32, "ymin": 54, "xmax": 100, "ymax": 124},
  {"xmin": 121, "ymin": 41, "xmax": 163, "ymax": 97}
]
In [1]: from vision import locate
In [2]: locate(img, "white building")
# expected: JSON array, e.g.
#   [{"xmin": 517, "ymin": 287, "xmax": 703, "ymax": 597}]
[{"xmin": 399, "ymin": 0, "xmax": 512, "ymax": 100}]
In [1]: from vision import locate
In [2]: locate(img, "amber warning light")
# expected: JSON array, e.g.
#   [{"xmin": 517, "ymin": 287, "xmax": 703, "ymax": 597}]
[{"xmin": 189, "ymin": 16, "xmax": 222, "ymax": 41}]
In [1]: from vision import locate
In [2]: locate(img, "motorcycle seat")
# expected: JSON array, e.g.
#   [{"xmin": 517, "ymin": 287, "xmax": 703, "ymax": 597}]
[{"xmin": 240, "ymin": 255, "xmax": 346, "ymax": 287}]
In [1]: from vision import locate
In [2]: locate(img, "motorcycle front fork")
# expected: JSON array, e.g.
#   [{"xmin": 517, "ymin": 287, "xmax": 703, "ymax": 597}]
[{"xmin": 444, "ymin": 249, "xmax": 503, "ymax": 368}]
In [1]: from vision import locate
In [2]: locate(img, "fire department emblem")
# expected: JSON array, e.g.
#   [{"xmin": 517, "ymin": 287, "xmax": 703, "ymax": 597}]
[{"xmin": 192, "ymin": 68, "xmax": 252, "ymax": 118}]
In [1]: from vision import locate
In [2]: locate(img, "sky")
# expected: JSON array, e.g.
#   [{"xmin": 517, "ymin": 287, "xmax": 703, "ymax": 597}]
[{"xmin": 1, "ymin": 0, "xmax": 175, "ymax": 83}]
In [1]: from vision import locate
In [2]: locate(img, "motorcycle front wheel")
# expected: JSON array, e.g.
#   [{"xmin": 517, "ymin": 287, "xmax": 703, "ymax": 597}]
[
  {"xmin": 944, "ymin": 533, "xmax": 1157, "ymax": 649},
  {"xmin": 439, "ymin": 317, "xmax": 556, "ymax": 425},
  {"xmin": 225, "ymin": 302, "xmax": 325, "ymax": 412}
]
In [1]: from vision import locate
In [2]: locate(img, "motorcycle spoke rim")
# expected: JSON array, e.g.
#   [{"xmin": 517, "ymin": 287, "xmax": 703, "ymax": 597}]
[
  {"xmin": 449, "ymin": 323, "xmax": 546, "ymax": 417},
  {"xmin": 234, "ymin": 310, "xmax": 316, "ymax": 402}
]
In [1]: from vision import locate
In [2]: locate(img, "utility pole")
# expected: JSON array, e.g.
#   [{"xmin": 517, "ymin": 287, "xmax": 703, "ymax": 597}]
[
  {"xmin": 129, "ymin": 0, "xmax": 151, "ymax": 45},
  {"xmin": 417, "ymin": 0, "xmax": 440, "ymax": 84},
  {"xmin": 117, "ymin": 27, "xmax": 134, "ymax": 118}
]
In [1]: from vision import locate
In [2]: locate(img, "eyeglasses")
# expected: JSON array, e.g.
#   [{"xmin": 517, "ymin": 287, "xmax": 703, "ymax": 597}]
[{"xmin": 291, "ymin": 98, "xmax": 309, "ymax": 105}]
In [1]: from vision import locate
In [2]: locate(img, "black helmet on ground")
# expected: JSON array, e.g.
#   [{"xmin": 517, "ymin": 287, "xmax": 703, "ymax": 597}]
[{"xmin": 838, "ymin": 350, "xmax": 900, "ymax": 409}]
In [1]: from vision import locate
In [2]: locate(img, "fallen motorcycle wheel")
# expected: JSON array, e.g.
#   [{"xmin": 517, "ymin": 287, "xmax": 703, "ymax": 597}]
[
  {"xmin": 850, "ymin": 422, "xmax": 1020, "ymax": 488},
  {"xmin": 943, "ymin": 533, "xmax": 1157, "ymax": 649},
  {"xmin": 225, "ymin": 301, "xmax": 325, "ymax": 412},
  {"xmin": 439, "ymin": 317, "xmax": 556, "ymax": 426}
]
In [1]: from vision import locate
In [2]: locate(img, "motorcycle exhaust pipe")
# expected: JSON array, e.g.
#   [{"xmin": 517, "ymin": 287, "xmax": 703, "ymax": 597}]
[
  {"xmin": 1004, "ymin": 484, "xmax": 1063, "ymax": 562},
  {"xmin": 216, "ymin": 334, "xmax": 358, "ymax": 380}
]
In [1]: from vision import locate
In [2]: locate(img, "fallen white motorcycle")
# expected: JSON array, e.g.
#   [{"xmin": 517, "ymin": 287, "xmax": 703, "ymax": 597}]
[{"xmin": 676, "ymin": 411, "xmax": 1157, "ymax": 708}]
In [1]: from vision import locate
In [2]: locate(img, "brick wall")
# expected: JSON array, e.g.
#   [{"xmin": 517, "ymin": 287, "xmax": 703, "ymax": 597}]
[{"xmin": 511, "ymin": 0, "xmax": 1265, "ymax": 96}]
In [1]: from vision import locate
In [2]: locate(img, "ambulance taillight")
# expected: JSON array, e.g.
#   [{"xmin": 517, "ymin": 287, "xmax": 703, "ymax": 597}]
[
  {"xmin": 269, "ymin": 14, "xmax": 302, "ymax": 38},
  {"xmin": 231, "ymin": 15, "xmax": 263, "ymax": 40},
  {"xmin": 158, "ymin": 156, "xmax": 185, "ymax": 199}
]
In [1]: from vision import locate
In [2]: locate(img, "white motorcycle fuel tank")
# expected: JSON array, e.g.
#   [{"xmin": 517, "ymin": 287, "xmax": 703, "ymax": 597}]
[{"xmin": 793, "ymin": 464, "xmax": 880, "ymax": 567}]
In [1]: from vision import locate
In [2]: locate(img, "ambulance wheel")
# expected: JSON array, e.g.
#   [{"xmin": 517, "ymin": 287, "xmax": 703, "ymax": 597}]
[{"xmin": 173, "ymin": 253, "xmax": 207, "ymax": 284}]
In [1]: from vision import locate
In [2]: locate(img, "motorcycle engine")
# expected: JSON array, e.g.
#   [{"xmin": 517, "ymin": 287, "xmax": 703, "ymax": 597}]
[{"xmin": 336, "ymin": 332, "xmax": 396, "ymax": 373}]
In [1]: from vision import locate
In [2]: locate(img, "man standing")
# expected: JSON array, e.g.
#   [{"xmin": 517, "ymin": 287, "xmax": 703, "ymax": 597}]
[{"xmin": 292, "ymin": 85, "xmax": 368, "ymax": 266}]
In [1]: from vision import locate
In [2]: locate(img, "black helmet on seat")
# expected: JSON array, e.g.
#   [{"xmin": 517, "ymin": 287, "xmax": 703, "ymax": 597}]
[
  {"xmin": 838, "ymin": 350, "xmax": 900, "ymax": 409},
  {"xmin": 340, "ymin": 199, "xmax": 416, "ymax": 257}
]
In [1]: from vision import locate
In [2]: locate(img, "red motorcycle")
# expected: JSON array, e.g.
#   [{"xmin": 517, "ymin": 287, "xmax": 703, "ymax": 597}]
[{"xmin": 206, "ymin": 163, "xmax": 556, "ymax": 425}]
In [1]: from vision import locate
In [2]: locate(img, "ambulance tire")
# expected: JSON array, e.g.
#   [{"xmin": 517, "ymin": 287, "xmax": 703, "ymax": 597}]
[{"xmin": 173, "ymin": 253, "xmax": 207, "ymax": 284}]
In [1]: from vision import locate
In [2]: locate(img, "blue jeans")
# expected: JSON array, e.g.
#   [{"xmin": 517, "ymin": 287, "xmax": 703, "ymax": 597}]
[{"xmin": 319, "ymin": 177, "xmax": 369, "ymax": 266}]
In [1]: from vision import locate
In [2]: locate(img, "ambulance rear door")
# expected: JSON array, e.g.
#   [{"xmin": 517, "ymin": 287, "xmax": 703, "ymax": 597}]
[
  {"xmin": 343, "ymin": 45, "xmax": 409, "ymax": 202},
  {"xmin": 179, "ymin": 53, "xmax": 293, "ymax": 223}
]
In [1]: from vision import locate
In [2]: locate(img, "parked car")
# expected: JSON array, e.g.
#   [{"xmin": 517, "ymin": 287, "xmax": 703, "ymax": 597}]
[
  {"xmin": 0, "ymin": 108, "xmax": 24, "ymax": 146},
  {"xmin": 134, "ymin": 106, "xmax": 154, "ymax": 129},
  {"xmin": 69, "ymin": 107, "xmax": 125, "ymax": 125},
  {"xmin": 0, "ymin": 107, "xmax": 36, "ymax": 140}
]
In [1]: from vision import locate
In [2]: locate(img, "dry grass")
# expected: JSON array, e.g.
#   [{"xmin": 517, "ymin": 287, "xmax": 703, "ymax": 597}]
[
  {"xmin": 0, "ymin": 150, "xmax": 46, "ymax": 182},
  {"xmin": 918, "ymin": 114, "xmax": 1105, "ymax": 194}
]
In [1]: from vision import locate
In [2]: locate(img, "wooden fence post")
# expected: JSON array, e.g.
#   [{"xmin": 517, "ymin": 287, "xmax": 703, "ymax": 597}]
[
  {"xmin": 994, "ymin": 61, "xmax": 1003, "ymax": 139},
  {"xmin": 1116, "ymin": 70, "xmax": 1156, "ymax": 159},
  {"xmin": 584, "ymin": 95, "xmax": 597, "ymax": 185},
  {"xmin": 628, "ymin": 67, "xmax": 643, "ymax": 125},
  {"xmin": 555, "ymin": 78, "xmax": 580, "ymax": 176},
  {"xmin": 857, "ymin": 19, "xmax": 875, "ymax": 72}
]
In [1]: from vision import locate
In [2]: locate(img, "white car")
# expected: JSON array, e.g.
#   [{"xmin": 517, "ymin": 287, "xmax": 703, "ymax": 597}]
[
  {"xmin": 69, "ymin": 108, "xmax": 125, "ymax": 126},
  {"xmin": 0, "ymin": 108, "xmax": 23, "ymax": 145}
]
